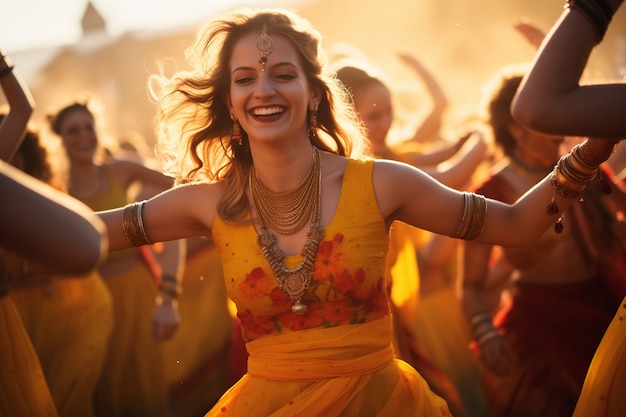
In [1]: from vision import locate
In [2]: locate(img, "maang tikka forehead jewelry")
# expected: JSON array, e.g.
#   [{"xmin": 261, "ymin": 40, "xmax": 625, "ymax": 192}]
[{"xmin": 256, "ymin": 23, "xmax": 274, "ymax": 71}]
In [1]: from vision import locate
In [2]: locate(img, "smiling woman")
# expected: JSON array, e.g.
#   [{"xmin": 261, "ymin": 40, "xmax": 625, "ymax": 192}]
[{"xmin": 92, "ymin": 7, "xmax": 621, "ymax": 417}]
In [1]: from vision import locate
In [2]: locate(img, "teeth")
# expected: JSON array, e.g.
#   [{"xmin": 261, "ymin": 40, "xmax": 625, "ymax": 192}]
[{"xmin": 254, "ymin": 106, "xmax": 282, "ymax": 116}]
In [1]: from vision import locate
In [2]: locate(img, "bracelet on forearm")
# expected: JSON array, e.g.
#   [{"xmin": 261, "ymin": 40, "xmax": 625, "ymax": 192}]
[
  {"xmin": 122, "ymin": 201, "xmax": 152, "ymax": 246},
  {"xmin": 566, "ymin": 0, "xmax": 616, "ymax": 42},
  {"xmin": 0, "ymin": 65, "xmax": 14, "ymax": 79},
  {"xmin": 546, "ymin": 139, "xmax": 618, "ymax": 233},
  {"xmin": 452, "ymin": 192, "xmax": 487, "ymax": 240}
]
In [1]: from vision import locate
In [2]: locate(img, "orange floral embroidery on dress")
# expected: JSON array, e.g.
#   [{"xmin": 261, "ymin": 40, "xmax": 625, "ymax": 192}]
[
  {"xmin": 235, "ymin": 232, "xmax": 389, "ymax": 341},
  {"xmin": 239, "ymin": 267, "xmax": 272, "ymax": 299},
  {"xmin": 334, "ymin": 268, "xmax": 366, "ymax": 299},
  {"xmin": 315, "ymin": 233, "xmax": 346, "ymax": 282}
]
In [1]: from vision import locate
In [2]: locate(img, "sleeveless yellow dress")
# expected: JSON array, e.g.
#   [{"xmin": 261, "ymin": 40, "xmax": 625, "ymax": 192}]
[
  {"xmin": 208, "ymin": 158, "xmax": 451, "ymax": 417},
  {"xmin": 0, "ymin": 292, "xmax": 58, "ymax": 417},
  {"xmin": 10, "ymin": 272, "xmax": 113, "ymax": 417},
  {"xmin": 83, "ymin": 165, "xmax": 171, "ymax": 417}
]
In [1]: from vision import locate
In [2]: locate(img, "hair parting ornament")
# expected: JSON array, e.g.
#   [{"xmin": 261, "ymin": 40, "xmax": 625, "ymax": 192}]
[{"xmin": 256, "ymin": 22, "xmax": 274, "ymax": 71}]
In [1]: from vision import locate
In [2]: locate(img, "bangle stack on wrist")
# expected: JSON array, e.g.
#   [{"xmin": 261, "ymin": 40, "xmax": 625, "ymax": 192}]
[
  {"xmin": 551, "ymin": 143, "xmax": 599, "ymax": 200},
  {"xmin": 469, "ymin": 311, "xmax": 501, "ymax": 350},
  {"xmin": 546, "ymin": 139, "xmax": 615, "ymax": 233}
]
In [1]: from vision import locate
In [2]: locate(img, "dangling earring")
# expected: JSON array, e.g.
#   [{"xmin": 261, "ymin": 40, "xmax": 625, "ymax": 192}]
[
  {"xmin": 231, "ymin": 118, "xmax": 242, "ymax": 146},
  {"xmin": 308, "ymin": 104, "xmax": 318, "ymax": 140}
]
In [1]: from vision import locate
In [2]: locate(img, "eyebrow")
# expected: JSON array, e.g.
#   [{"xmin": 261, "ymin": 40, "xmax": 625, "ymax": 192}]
[{"xmin": 232, "ymin": 61, "xmax": 299, "ymax": 74}]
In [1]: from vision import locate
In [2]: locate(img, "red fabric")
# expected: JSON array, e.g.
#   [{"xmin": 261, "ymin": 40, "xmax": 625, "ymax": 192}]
[{"xmin": 482, "ymin": 278, "xmax": 619, "ymax": 417}]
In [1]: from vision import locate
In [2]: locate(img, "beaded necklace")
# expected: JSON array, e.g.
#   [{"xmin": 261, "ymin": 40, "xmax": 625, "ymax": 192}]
[{"xmin": 249, "ymin": 147, "xmax": 324, "ymax": 314}]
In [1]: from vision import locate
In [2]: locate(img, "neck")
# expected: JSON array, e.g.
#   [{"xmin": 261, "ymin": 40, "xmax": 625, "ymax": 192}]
[{"xmin": 251, "ymin": 144, "xmax": 315, "ymax": 192}]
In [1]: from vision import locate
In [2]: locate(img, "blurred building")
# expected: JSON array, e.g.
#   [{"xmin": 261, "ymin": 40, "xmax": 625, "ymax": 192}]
[{"xmin": 8, "ymin": 1, "xmax": 197, "ymax": 149}]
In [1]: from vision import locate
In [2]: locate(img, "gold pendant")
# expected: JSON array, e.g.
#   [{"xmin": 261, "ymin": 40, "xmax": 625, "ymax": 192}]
[{"xmin": 282, "ymin": 271, "xmax": 307, "ymax": 299}]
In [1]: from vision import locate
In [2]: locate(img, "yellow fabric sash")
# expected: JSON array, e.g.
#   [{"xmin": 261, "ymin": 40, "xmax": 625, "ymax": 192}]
[
  {"xmin": 247, "ymin": 316, "xmax": 395, "ymax": 381},
  {"xmin": 206, "ymin": 316, "xmax": 452, "ymax": 417}
]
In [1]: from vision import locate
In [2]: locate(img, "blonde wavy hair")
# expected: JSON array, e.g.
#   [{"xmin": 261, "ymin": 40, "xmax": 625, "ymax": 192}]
[{"xmin": 149, "ymin": 8, "xmax": 368, "ymax": 224}]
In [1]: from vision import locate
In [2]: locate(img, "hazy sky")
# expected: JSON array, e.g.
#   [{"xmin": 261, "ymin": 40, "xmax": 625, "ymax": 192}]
[{"xmin": 0, "ymin": 0, "xmax": 302, "ymax": 53}]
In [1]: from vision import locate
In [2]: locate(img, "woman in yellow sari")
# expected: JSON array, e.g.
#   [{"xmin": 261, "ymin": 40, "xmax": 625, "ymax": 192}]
[{"xmin": 94, "ymin": 8, "xmax": 620, "ymax": 416}]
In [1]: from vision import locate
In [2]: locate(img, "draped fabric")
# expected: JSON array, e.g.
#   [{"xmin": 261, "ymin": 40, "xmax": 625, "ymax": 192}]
[
  {"xmin": 572, "ymin": 297, "xmax": 626, "ymax": 417},
  {"xmin": 0, "ymin": 295, "xmax": 58, "ymax": 417},
  {"xmin": 206, "ymin": 317, "xmax": 451, "ymax": 417},
  {"xmin": 11, "ymin": 272, "xmax": 113, "ymax": 417}
]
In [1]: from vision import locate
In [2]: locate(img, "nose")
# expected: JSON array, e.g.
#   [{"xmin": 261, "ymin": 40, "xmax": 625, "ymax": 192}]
[{"xmin": 254, "ymin": 72, "xmax": 276, "ymax": 99}]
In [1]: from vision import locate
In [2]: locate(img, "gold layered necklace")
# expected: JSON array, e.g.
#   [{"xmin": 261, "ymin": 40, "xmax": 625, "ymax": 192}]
[
  {"xmin": 250, "ymin": 148, "xmax": 320, "ymax": 235},
  {"xmin": 250, "ymin": 147, "xmax": 325, "ymax": 315}
]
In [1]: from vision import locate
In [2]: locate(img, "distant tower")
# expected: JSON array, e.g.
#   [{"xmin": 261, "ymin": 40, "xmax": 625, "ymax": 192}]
[{"xmin": 81, "ymin": 1, "xmax": 107, "ymax": 35}]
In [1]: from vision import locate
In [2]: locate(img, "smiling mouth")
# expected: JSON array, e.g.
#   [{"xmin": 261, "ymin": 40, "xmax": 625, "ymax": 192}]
[{"xmin": 252, "ymin": 106, "xmax": 285, "ymax": 117}]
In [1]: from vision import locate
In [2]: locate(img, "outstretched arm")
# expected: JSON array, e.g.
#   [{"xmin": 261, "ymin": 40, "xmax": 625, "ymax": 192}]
[
  {"xmin": 377, "ymin": 137, "xmax": 620, "ymax": 248},
  {"xmin": 0, "ymin": 161, "xmax": 107, "ymax": 274},
  {"xmin": 0, "ymin": 51, "xmax": 35, "ymax": 161},
  {"xmin": 512, "ymin": 1, "xmax": 626, "ymax": 137}
]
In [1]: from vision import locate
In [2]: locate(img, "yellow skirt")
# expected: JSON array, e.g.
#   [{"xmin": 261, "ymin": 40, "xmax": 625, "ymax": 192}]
[
  {"xmin": 11, "ymin": 272, "xmax": 113, "ymax": 417},
  {"xmin": 573, "ymin": 297, "xmax": 626, "ymax": 417},
  {"xmin": 205, "ymin": 316, "xmax": 451, "ymax": 417},
  {"xmin": 0, "ymin": 294, "xmax": 58, "ymax": 417},
  {"xmin": 93, "ymin": 263, "xmax": 172, "ymax": 417}
]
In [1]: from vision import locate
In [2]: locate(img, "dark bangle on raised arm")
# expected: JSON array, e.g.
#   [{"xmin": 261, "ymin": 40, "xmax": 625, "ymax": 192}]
[
  {"xmin": 566, "ymin": 0, "xmax": 615, "ymax": 42},
  {"xmin": 0, "ymin": 65, "xmax": 14, "ymax": 79}
]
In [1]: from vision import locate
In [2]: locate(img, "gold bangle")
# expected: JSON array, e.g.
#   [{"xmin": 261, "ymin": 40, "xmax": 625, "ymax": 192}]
[
  {"xmin": 122, "ymin": 201, "xmax": 152, "ymax": 246},
  {"xmin": 550, "ymin": 150, "xmax": 599, "ymax": 199},
  {"xmin": 453, "ymin": 192, "xmax": 487, "ymax": 240}
]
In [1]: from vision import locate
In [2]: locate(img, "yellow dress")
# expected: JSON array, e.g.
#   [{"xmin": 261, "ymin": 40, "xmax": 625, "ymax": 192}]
[
  {"xmin": 572, "ymin": 296, "xmax": 626, "ymax": 417},
  {"xmin": 0, "ymin": 293, "xmax": 58, "ymax": 417},
  {"xmin": 162, "ymin": 239, "xmax": 233, "ymax": 417},
  {"xmin": 208, "ymin": 158, "xmax": 451, "ymax": 417},
  {"xmin": 82, "ymin": 166, "xmax": 171, "ymax": 417},
  {"xmin": 10, "ymin": 272, "xmax": 113, "ymax": 417}
]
